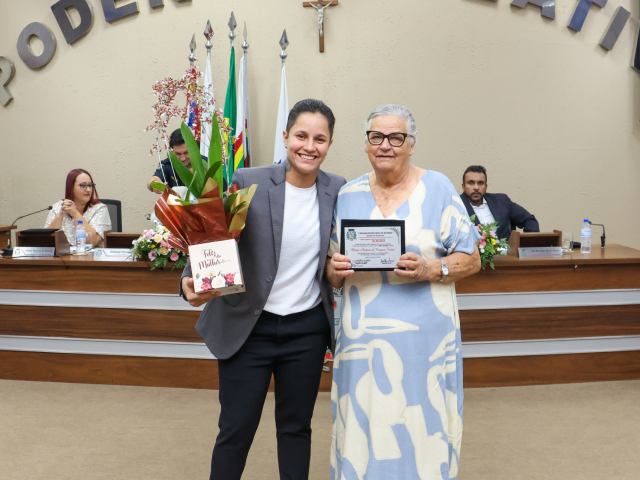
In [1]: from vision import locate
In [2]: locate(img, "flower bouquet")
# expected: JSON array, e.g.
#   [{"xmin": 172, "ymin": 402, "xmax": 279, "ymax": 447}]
[
  {"xmin": 151, "ymin": 120, "xmax": 257, "ymax": 295},
  {"xmin": 470, "ymin": 215, "xmax": 509, "ymax": 270},
  {"xmin": 132, "ymin": 224, "xmax": 188, "ymax": 270}
]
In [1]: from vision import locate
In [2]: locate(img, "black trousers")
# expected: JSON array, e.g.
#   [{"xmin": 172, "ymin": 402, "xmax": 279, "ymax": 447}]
[{"xmin": 210, "ymin": 303, "xmax": 330, "ymax": 480}]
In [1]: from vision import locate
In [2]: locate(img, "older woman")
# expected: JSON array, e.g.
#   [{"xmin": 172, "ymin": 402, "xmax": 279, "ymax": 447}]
[
  {"xmin": 45, "ymin": 168, "xmax": 111, "ymax": 245},
  {"xmin": 327, "ymin": 105, "xmax": 481, "ymax": 480}
]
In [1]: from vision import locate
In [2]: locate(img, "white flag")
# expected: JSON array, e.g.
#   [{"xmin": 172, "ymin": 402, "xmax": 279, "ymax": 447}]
[
  {"xmin": 273, "ymin": 64, "xmax": 289, "ymax": 164},
  {"xmin": 200, "ymin": 48, "xmax": 214, "ymax": 159}
]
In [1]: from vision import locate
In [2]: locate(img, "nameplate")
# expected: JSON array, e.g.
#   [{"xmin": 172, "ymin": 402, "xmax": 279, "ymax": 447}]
[
  {"xmin": 518, "ymin": 247, "xmax": 563, "ymax": 258},
  {"xmin": 93, "ymin": 248, "xmax": 134, "ymax": 261},
  {"xmin": 12, "ymin": 247, "xmax": 55, "ymax": 258}
]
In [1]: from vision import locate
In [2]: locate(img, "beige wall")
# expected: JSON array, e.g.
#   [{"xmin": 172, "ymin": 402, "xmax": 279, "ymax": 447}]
[{"xmin": 2, "ymin": 0, "xmax": 640, "ymax": 248}]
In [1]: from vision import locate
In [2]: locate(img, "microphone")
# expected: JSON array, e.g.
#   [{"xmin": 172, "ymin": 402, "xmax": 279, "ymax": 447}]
[
  {"xmin": 588, "ymin": 221, "xmax": 606, "ymax": 249},
  {"xmin": 2, "ymin": 206, "xmax": 53, "ymax": 256}
]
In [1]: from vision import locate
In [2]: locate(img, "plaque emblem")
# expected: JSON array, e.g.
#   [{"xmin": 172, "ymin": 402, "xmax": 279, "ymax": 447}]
[{"xmin": 346, "ymin": 229, "xmax": 357, "ymax": 240}]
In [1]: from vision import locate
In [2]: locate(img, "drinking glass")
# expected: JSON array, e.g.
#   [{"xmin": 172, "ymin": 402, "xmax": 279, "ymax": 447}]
[{"xmin": 561, "ymin": 232, "xmax": 573, "ymax": 252}]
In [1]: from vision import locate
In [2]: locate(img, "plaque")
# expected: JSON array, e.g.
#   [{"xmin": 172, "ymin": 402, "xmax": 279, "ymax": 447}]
[{"xmin": 340, "ymin": 220, "xmax": 405, "ymax": 271}]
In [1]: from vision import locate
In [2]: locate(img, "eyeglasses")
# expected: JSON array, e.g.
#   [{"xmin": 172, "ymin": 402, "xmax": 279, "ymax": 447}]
[
  {"xmin": 366, "ymin": 131, "xmax": 413, "ymax": 147},
  {"xmin": 78, "ymin": 183, "xmax": 95, "ymax": 190}
]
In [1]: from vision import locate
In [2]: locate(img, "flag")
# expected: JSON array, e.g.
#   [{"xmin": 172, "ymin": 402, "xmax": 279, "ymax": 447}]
[
  {"xmin": 234, "ymin": 49, "xmax": 251, "ymax": 171},
  {"xmin": 200, "ymin": 47, "xmax": 214, "ymax": 159},
  {"xmin": 273, "ymin": 63, "xmax": 289, "ymax": 164},
  {"xmin": 223, "ymin": 46, "xmax": 237, "ymax": 183},
  {"xmin": 186, "ymin": 66, "xmax": 201, "ymax": 141}
]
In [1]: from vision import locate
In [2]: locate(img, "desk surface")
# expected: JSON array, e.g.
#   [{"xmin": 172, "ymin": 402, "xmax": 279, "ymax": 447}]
[
  {"xmin": 0, "ymin": 225, "xmax": 17, "ymax": 233},
  {"xmin": 494, "ymin": 244, "xmax": 640, "ymax": 266}
]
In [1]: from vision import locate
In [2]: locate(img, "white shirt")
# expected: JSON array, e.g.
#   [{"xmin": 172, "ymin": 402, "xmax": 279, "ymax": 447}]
[
  {"xmin": 472, "ymin": 198, "xmax": 496, "ymax": 225},
  {"xmin": 45, "ymin": 200, "xmax": 112, "ymax": 245},
  {"xmin": 263, "ymin": 182, "xmax": 322, "ymax": 316}
]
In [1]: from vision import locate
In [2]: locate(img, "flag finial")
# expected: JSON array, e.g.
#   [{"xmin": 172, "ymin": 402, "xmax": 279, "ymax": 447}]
[
  {"xmin": 228, "ymin": 12, "xmax": 237, "ymax": 44},
  {"xmin": 204, "ymin": 20, "xmax": 214, "ymax": 50},
  {"xmin": 279, "ymin": 29, "xmax": 289, "ymax": 61},
  {"xmin": 242, "ymin": 21, "xmax": 249, "ymax": 52},
  {"xmin": 189, "ymin": 33, "xmax": 196, "ymax": 63}
]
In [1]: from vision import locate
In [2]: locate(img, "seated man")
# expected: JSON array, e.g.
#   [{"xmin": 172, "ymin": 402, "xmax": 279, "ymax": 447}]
[
  {"xmin": 147, "ymin": 129, "xmax": 191, "ymax": 194},
  {"xmin": 460, "ymin": 165, "xmax": 539, "ymax": 240}
]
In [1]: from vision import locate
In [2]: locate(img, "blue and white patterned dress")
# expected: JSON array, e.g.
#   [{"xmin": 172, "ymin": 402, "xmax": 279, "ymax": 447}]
[{"xmin": 329, "ymin": 171, "xmax": 480, "ymax": 480}]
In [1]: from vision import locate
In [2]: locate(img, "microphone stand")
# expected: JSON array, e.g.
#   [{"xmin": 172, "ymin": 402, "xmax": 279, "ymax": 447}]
[
  {"xmin": 588, "ymin": 221, "xmax": 606, "ymax": 249},
  {"xmin": 2, "ymin": 206, "xmax": 53, "ymax": 256}
]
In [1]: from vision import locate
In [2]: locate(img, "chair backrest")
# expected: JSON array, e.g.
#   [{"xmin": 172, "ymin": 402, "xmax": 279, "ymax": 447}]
[{"xmin": 100, "ymin": 199, "xmax": 122, "ymax": 232}]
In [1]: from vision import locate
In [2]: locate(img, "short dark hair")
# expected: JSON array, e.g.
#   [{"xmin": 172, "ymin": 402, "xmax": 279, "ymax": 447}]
[
  {"xmin": 463, "ymin": 165, "xmax": 487, "ymax": 184},
  {"xmin": 286, "ymin": 99, "xmax": 336, "ymax": 138},
  {"xmin": 169, "ymin": 129, "xmax": 184, "ymax": 148}
]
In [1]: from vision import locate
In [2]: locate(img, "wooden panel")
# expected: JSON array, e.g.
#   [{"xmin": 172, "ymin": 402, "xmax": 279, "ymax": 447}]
[
  {"xmin": 0, "ymin": 351, "xmax": 219, "ymax": 389},
  {"xmin": 464, "ymin": 351, "xmax": 640, "ymax": 388},
  {"xmin": 460, "ymin": 304, "xmax": 640, "ymax": 342},
  {"xmin": 0, "ymin": 351, "xmax": 335, "ymax": 392},
  {"xmin": 492, "ymin": 244, "xmax": 640, "ymax": 266},
  {"xmin": 0, "ymin": 305, "xmax": 202, "ymax": 342},
  {"xmin": 0, "ymin": 264, "xmax": 182, "ymax": 294},
  {"xmin": 15, "ymin": 232, "xmax": 56, "ymax": 247},
  {"xmin": 457, "ymin": 263, "xmax": 640, "ymax": 293},
  {"xmin": 104, "ymin": 233, "xmax": 140, "ymax": 249}
]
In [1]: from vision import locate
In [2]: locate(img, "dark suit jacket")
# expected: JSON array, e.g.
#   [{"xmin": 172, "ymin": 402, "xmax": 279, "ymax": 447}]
[
  {"xmin": 460, "ymin": 192, "xmax": 539, "ymax": 241},
  {"xmin": 180, "ymin": 163, "xmax": 346, "ymax": 359}
]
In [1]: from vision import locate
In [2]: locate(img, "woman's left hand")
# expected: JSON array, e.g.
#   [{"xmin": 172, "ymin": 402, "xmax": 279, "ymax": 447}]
[
  {"xmin": 394, "ymin": 253, "xmax": 440, "ymax": 282},
  {"xmin": 61, "ymin": 200, "xmax": 80, "ymax": 220}
]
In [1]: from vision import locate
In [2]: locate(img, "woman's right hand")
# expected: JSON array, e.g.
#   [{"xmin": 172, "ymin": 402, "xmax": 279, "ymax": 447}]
[
  {"xmin": 182, "ymin": 277, "xmax": 221, "ymax": 307},
  {"xmin": 327, "ymin": 253, "xmax": 355, "ymax": 289}
]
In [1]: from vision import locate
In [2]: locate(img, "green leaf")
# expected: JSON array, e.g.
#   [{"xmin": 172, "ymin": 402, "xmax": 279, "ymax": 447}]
[
  {"xmin": 169, "ymin": 151, "xmax": 194, "ymax": 189},
  {"xmin": 203, "ymin": 160, "xmax": 222, "ymax": 191},
  {"xmin": 150, "ymin": 182, "xmax": 166, "ymax": 192},
  {"xmin": 224, "ymin": 193, "xmax": 239, "ymax": 212},
  {"xmin": 181, "ymin": 122, "xmax": 205, "ymax": 181},
  {"xmin": 230, "ymin": 201, "xmax": 246, "ymax": 215},
  {"xmin": 186, "ymin": 171, "xmax": 201, "ymax": 204},
  {"xmin": 208, "ymin": 114, "xmax": 224, "ymax": 197}
]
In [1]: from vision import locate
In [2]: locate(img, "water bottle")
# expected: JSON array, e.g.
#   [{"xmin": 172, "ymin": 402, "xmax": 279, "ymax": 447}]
[
  {"xmin": 76, "ymin": 220, "xmax": 87, "ymax": 255},
  {"xmin": 581, "ymin": 219, "xmax": 591, "ymax": 254}
]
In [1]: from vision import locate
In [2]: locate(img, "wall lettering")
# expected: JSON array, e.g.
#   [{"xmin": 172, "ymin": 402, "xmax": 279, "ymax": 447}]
[
  {"xmin": 600, "ymin": 7, "xmax": 630, "ymax": 51},
  {"xmin": 100, "ymin": 0, "xmax": 140, "ymax": 23},
  {"xmin": 16, "ymin": 22, "xmax": 57, "ymax": 69},
  {"xmin": 150, "ymin": 0, "xmax": 192, "ymax": 7},
  {"xmin": 51, "ymin": 0, "xmax": 95, "ymax": 44},
  {"xmin": 568, "ymin": 0, "xmax": 606, "ymax": 32},
  {"xmin": 0, "ymin": 57, "xmax": 16, "ymax": 106},
  {"xmin": 511, "ymin": 0, "xmax": 556, "ymax": 20}
]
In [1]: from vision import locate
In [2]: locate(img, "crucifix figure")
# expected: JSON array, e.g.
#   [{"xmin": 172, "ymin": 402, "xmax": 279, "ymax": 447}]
[{"xmin": 303, "ymin": 0, "xmax": 339, "ymax": 52}]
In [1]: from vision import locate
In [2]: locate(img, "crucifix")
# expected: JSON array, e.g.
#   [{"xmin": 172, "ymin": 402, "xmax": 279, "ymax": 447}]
[{"xmin": 303, "ymin": 0, "xmax": 339, "ymax": 52}]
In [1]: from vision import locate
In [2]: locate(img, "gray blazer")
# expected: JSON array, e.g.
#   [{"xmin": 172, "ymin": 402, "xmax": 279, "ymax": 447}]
[{"xmin": 180, "ymin": 163, "xmax": 346, "ymax": 359}]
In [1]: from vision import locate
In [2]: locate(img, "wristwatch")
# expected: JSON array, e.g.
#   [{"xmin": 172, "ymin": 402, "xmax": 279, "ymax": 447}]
[{"xmin": 438, "ymin": 258, "xmax": 449, "ymax": 283}]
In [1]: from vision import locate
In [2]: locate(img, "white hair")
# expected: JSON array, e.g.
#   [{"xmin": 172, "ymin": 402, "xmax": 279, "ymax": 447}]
[{"xmin": 365, "ymin": 104, "xmax": 418, "ymax": 144}]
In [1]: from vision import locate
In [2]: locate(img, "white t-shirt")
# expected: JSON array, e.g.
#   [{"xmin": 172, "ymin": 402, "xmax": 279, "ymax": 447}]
[
  {"xmin": 472, "ymin": 197, "xmax": 496, "ymax": 225},
  {"xmin": 263, "ymin": 182, "xmax": 322, "ymax": 316}
]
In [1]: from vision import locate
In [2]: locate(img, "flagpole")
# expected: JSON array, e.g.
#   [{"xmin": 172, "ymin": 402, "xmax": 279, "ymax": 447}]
[
  {"xmin": 242, "ymin": 22, "xmax": 251, "ymax": 168},
  {"xmin": 273, "ymin": 30, "xmax": 289, "ymax": 164},
  {"xmin": 201, "ymin": 20, "xmax": 215, "ymax": 161}
]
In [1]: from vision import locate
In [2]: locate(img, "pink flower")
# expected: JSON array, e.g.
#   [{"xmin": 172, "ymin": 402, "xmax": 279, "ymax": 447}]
[
  {"xmin": 475, "ymin": 225, "xmax": 480, "ymax": 232},
  {"xmin": 161, "ymin": 241, "xmax": 169, "ymax": 248},
  {"xmin": 479, "ymin": 239, "xmax": 486, "ymax": 247},
  {"xmin": 145, "ymin": 230, "xmax": 154, "ymax": 238},
  {"xmin": 490, "ymin": 230, "xmax": 497, "ymax": 238},
  {"xmin": 481, "ymin": 232, "xmax": 487, "ymax": 240},
  {"xmin": 148, "ymin": 251, "xmax": 157, "ymax": 261},
  {"xmin": 170, "ymin": 252, "xmax": 179, "ymax": 262}
]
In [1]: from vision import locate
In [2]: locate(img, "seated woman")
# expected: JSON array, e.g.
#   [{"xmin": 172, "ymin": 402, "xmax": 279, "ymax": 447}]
[
  {"xmin": 45, "ymin": 169, "xmax": 112, "ymax": 246},
  {"xmin": 327, "ymin": 104, "xmax": 481, "ymax": 480}
]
